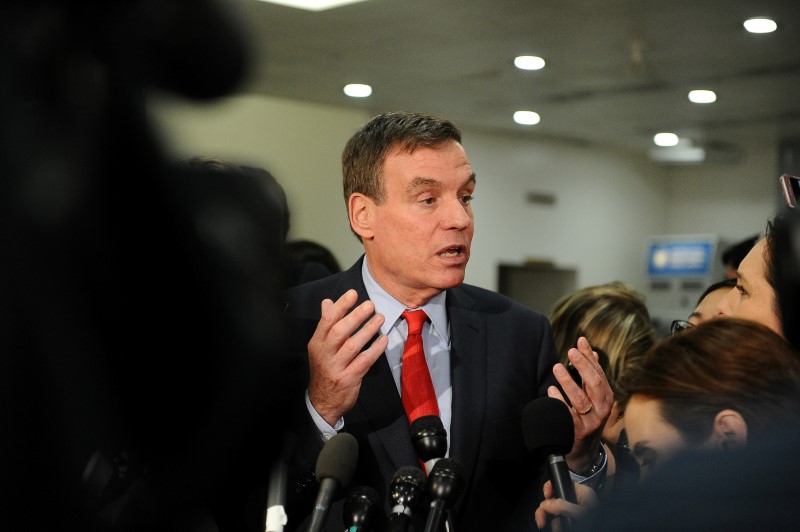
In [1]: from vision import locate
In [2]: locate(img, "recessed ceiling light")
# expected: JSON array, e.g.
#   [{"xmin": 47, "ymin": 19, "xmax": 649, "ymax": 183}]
[
  {"xmin": 514, "ymin": 111, "xmax": 541, "ymax": 125},
  {"xmin": 256, "ymin": 0, "xmax": 370, "ymax": 12},
  {"xmin": 743, "ymin": 17, "xmax": 777, "ymax": 33},
  {"xmin": 343, "ymin": 84, "xmax": 372, "ymax": 98},
  {"xmin": 688, "ymin": 90, "xmax": 716, "ymax": 104},
  {"xmin": 514, "ymin": 55, "xmax": 546, "ymax": 71},
  {"xmin": 653, "ymin": 132, "xmax": 679, "ymax": 147}
]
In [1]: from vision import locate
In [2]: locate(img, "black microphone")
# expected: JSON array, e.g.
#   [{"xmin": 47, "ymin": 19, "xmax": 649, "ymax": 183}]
[
  {"xmin": 343, "ymin": 485, "xmax": 380, "ymax": 532},
  {"xmin": 410, "ymin": 415, "xmax": 448, "ymax": 473},
  {"xmin": 307, "ymin": 432, "xmax": 359, "ymax": 532},
  {"xmin": 386, "ymin": 466, "xmax": 427, "ymax": 532},
  {"xmin": 522, "ymin": 397, "xmax": 576, "ymax": 532},
  {"xmin": 265, "ymin": 433, "xmax": 294, "ymax": 532},
  {"xmin": 422, "ymin": 458, "xmax": 465, "ymax": 532}
]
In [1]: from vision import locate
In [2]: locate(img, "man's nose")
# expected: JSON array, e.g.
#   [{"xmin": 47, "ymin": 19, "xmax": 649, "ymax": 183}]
[{"xmin": 443, "ymin": 198, "xmax": 472, "ymax": 229}]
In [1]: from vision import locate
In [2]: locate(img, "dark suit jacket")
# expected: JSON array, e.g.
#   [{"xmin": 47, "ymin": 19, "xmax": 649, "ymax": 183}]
[{"xmin": 282, "ymin": 257, "xmax": 559, "ymax": 531}]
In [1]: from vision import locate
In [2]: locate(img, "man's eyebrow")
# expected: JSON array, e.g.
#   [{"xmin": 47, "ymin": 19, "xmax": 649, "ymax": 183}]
[
  {"xmin": 406, "ymin": 176, "xmax": 441, "ymax": 194},
  {"xmin": 405, "ymin": 173, "xmax": 476, "ymax": 195}
]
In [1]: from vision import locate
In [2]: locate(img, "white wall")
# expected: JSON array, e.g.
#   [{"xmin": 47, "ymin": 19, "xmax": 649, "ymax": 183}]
[
  {"xmin": 462, "ymin": 130, "xmax": 669, "ymax": 293},
  {"xmin": 663, "ymin": 144, "xmax": 779, "ymax": 245},
  {"xmin": 149, "ymin": 92, "xmax": 779, "ymax": 304}
]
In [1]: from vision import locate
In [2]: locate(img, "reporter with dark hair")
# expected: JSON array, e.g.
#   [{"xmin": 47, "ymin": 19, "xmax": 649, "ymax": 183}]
[{"xmin": 618, "ymin": 319, "xmax": 800, "ymax": 477}]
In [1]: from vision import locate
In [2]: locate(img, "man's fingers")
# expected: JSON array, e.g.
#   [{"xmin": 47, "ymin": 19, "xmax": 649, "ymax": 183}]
[
  {"xmin": 539, "ymin": 498, "xmax": 584, "ymax": 520},
  {"xmin": 542, "ymin": 480, "xmax": 553, "ymax": 500},
  {"xmin": 568, "ymin": 340, "xmax": 612, "ymax": 410},
  {"xmin": 575, "ymin": 337, "xmax": 603, "ymax": 372},
  {"xmin": 347, "ymin": 334, "xmax": 388, "ymax": 376},
  {"xmin": 320, "ymin": 289, "xmax": 358, "ymax": 322},
  {"xmin": 338, "ymin": 311, "xmax": 386, "ymax": 364},
  {"xmin": 313, "ymin": 290, "xmax": 378, "ymax": 352},
  {"xmin": 329, "ymin": 299, "xmax": 380, "ymax": 342},
  {"xmin": 553, "ymin": 362, "xmax": 589, "ymax": 411}
]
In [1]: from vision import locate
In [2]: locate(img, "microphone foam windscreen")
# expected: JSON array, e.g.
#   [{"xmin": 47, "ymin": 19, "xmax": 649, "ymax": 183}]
[
  {"xmin": 345, "ymin": 486, "xmax": 381, "ymax": 506},
  {"xmin": 430, "ymin": 457, "xmax": 465, "ymax": 481},
  {"xmin": 315, "ymin": 432, "xmax": 359, "ymax": 487},
  {"xmin": 521, "ymin": 397, "xmax": 575, "ymax": 456},
  {"xmin": 410, "ymin": 415, "xmax": 445, "ymax": 436},
  {"xmin": 428, "ymin": 458, "xmax": 466, "ymax": 503},
  {"xmin": 391, "ymin": 466, "xmax": 427, "ymax": 490},
  {"xmin": 410, "ymin": 415, "xmax": 447, "ymax": 461}
]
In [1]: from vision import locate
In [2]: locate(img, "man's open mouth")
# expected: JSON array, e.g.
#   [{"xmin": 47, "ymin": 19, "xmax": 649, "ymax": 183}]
[{"xmin": 440, "ymin": 246, "xmax": 464, "ymax": 258}]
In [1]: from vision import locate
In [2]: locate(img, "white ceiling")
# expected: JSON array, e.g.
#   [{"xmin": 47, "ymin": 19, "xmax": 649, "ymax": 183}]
[{"xmin": 228, "ymin": 0, "xmax": 800, "ymax": 163}]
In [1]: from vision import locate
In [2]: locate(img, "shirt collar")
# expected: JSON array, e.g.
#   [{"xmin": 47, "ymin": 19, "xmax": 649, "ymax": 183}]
[{"xmin": 362, "ymin": 257, "xmax": 449, "ymax": 343}]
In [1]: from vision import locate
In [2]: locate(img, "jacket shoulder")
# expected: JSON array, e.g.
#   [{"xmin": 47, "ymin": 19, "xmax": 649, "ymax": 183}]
[{"xmin": 454, "ymin": 283, "xmax": 549, "ymax": 321}]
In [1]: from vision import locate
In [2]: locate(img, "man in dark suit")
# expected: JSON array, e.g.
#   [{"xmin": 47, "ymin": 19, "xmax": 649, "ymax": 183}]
[{"xmin": 282, "ymin": 112, "xmax": 612, "ymax": 531}]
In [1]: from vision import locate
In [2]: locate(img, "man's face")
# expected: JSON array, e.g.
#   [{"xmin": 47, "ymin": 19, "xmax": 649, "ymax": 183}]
[{"xmin": 355, "ymin": 141, "xmax": 475, "ymax": 307}]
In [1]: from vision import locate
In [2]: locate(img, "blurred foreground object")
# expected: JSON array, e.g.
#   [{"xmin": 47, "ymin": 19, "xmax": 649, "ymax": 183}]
[{"xmin": 0, "ymin": 1, "xmax": 297, "ymax": 530}]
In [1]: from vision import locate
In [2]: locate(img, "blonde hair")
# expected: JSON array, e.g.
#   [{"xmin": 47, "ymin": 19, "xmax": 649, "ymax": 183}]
[{"xmin": 549, "ymin": 281, "xmax": 656, "ymax": 389}]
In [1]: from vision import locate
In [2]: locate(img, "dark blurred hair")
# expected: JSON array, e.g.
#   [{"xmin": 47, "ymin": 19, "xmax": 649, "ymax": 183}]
[
  {"xmin": 764, "ymin": 217, "xmax": 784, "ymax": 330},
  {"xmin": 695, "ymin": 278, "xmax": 736, "ymax": 307},
  {"xmin": 618, "ymin": 318, "xmax": 800, "ymax": 446},
  {"xmin": 284, "ymin": 239, "xmax": 341, "ymax": 274},
  {"xmin": 721, "ymin": 235, "xmax": 759, "ymax": 269},
  {"xmin": 184, "ymin": 156, "xmax": 290, "ymax": 240},
  {"xmin": 772, "ymin": 208, "xmax": 800, "ymax": 350}
]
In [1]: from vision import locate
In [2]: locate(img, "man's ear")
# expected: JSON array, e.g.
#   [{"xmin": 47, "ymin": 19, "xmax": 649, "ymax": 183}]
[
  {"xmin": 348, "ymin": 193, "xmax": 374, "ymax": 240},
  {"xmin": 711, "ymin": 409, "xmax": 748, "ymax": 451}
]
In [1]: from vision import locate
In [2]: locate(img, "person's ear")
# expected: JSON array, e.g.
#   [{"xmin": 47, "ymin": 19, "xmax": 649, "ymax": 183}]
[
  {"xmin": 711, "ymin": 409, "xmax": 748, "ymax": 451},
  {"xmin": 348, "ymin": 193, "xmax": 374, "ymax": 240}
]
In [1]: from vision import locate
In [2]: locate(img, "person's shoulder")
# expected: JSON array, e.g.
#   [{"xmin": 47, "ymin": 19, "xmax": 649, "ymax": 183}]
[
  {"xmin": 283, "ymin": 270, "xmax": 347, "ymax": 317},
  {"xmin": 453, "ymin": 284, "xmax": 548, "ymax": 320},
  {"xmin": 284, "ymin": 258, "xmax": 366, "ymax": 315}
]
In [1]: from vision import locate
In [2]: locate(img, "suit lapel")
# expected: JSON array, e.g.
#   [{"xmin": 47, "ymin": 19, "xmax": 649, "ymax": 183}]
[
  {"xmin": 343, "ymin": 258, "xmax": 417, "ymax": 472},
  {"xmin": 447, "ymin": 287, "xmax": 487, "ymax": 502}
]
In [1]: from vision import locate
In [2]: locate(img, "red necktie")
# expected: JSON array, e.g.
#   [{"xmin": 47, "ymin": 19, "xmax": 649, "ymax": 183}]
[{"xmin": 401, "ymin": 309, "xmax": 439, "ymax": 423}]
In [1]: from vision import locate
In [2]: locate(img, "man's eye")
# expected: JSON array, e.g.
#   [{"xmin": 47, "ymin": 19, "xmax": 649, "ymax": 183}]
[
  {"xmin": 421, "ymin": 197, "xmax": 435, "ymax": 205},
  {"xmin": 460, "ymin": 195, "xmax": 474, "ymax": 205}
]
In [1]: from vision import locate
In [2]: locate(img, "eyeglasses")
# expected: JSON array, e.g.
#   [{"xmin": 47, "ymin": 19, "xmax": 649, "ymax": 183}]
[{"xmin": 670, "ymin": 319, "xmax": 693, "ymax": 335}]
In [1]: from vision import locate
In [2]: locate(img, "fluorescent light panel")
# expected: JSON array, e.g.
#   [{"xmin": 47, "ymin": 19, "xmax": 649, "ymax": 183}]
[
  {"xmin": 514, "ymin": 55, "xmax": 546, "ymax": 71},
  {"xmin": 743, "ymin": 17, "xmax": 777, "ymax": 33},
  {"xmin": 688, "ymin": 90, "xmax": 716, "ymax": 103},
  {"xmin": 649, "ymin": 145, "xmax": 705, "ymax": 164},
  {"xmin": 343, "ymin": 84, "xmax": 372, "ymax": 97},
  {"xmin": 653, "ymin": 132, "xmax": 679, "ymax": 146},
  {"xmin": 649, "ymin": 138, "xmax": 704, "ymax": 163},
  {"xmin": 256, "ymin": 0, "xmax": 370, "ymax": 11},
  {"xmin": 514, "ymin": 111, "xmax": 540, "ymax": 125}
]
